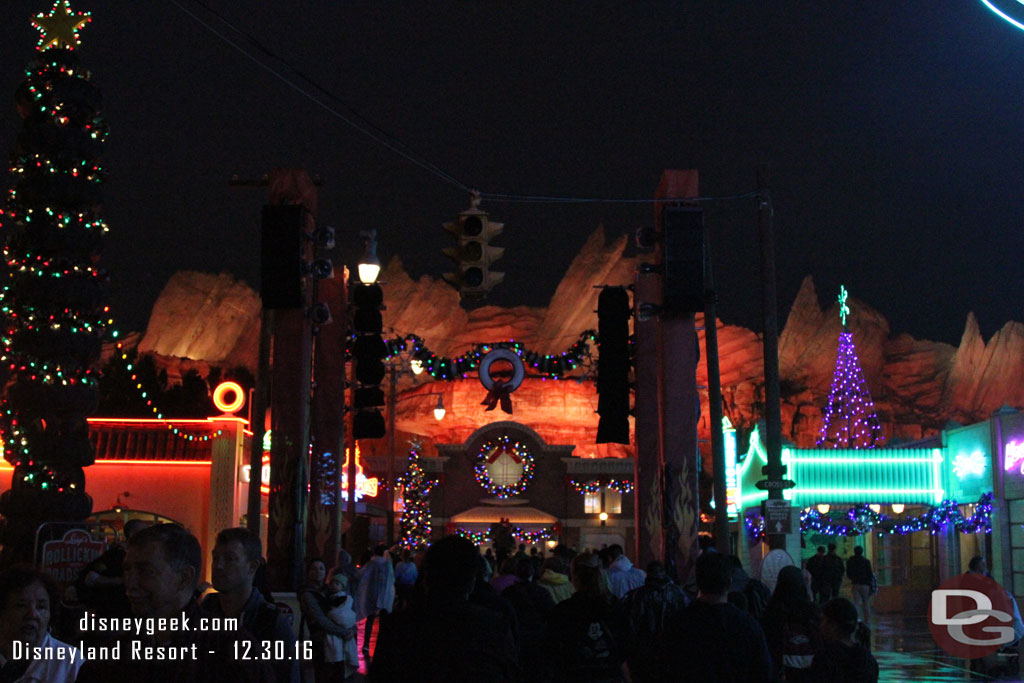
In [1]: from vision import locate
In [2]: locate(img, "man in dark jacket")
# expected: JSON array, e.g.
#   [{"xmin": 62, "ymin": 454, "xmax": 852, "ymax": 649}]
[
  {"xmin": 845, "ymin": 546, "xmax": 874, "ymax": 621},
  {"xmin": 655, "ymin": 552, "xmax": 772, "ymax": 682},
  {"xmin": 623, "ymin": 561, "xmax": 689, "ymax": 682},
  {"xmin": 806, "ymin": 546, "xmax": 827, "ymax": 603},
  {"xmin": 821, "ymin": 543, "xmax": 845, "ymax": 602}
]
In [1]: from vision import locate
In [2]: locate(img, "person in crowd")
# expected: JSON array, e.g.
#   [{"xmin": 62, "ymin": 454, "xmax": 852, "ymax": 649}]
[
  {"xmin": 604, "ymin": 544, "xmax": 646, "ymax": 599},
  {"xmin": 623, "ymin": 560, "xmax": 689, "ymax": 683},
  {"xmin": 334, "ymin": 548, "xmax": 360, "ymax": 597},
  {"xmin": 484, "ymin": 547, "xmax": 497, "ymax": 573},
  {"xmin": 538, "ymin": 556, "xmax": 575, "ymax": 605},
  {"xmin": 0, "ymin": 565, "xmax": 81, "ymax": 683},
  {"xmin": 322, "ymin": 568, "xmax": 359, "ymax": 680},
  {"xmin": 966, "ymin": 555, "xmax": 1024, "ymax": 676},
  {"xmin": 76, "ymin": 523, "xmax": 272, "ymax": 682},
  {"xmin": 370, "ymin": 535, "xmax": 518, "ymax": 681},
  {"xmin": 501, "ymin": 556, "xmax": 555, "ymax": 681},
  {"xmin": 845, "ymin": 546, "xmax": 874, "ymax": 621},
  {"xmin": 544, "ymin": 551, "xmax": 630, "ymax": 682},
  {"xmin": 393, "ymin": 548, "xmax": 418, "ymax": 612},
  {"xmin": 299, "ymin": 556, "xmax": 354, "ymax": 682},
  {"xmin": 356, "ymin": 544, "xmax": 396, "ymax": 659},
  {"xmin": 806, "ymin": 546, "xmax": 827, "ymax": 603},
  {"xmin": 75, "ymin": 518, "xmax": 150, "ymax": 619},
  {"xmin": 809, "ymin": 597, "xmax": 878, "ymax": 683},
  {"xmin": 472, "ymin": 554, "xmax": 521, "ymax": 657},
  {"xmin": 201, "ymin": 527, "xmax": 299, "ymax": 683},
  {"xmin": 491, "ymin": 556, "xmax": 520, "ymax": 594},
  {"xmin": 761, "ymin": 564, "xmax": 822, "ymax": 683},
  {"xmin": 726, "ymin": 554, "xmax": 770, "ymax": 620},
  {"xmin": 655, "ymin": 551, "xmax": 772, "ymax": 682},
  {"xmin": 822, "ymin": 543, "xmax": 845, "ymax": 602}
]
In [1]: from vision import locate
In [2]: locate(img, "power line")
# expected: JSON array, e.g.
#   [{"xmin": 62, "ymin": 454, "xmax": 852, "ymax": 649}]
[{"xmin": 169, "ymin": 0, "xmax": 762, "ymax": 207}]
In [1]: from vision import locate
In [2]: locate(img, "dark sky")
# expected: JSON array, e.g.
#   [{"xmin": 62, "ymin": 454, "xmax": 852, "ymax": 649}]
[{"xmin": 2, "ymin": 1, "xmax": 1023, "ymax": 345}]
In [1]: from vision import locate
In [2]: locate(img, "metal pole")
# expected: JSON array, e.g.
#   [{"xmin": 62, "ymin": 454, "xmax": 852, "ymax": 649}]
[
  {"xmin": 386, "ymin": 363, "xmax": 397, "ymax": 545},
  {"xmin": 246, "ymin": 309, "xmax": 273, "ymax": 535},
  {"xmin": 704, "ymin": 234, "xmax": 730, "ymax": 554},
  {"xmin": 346, "ymin": 361, "xmax": 358, "ymax": 553},
  {"xmin": 757, "ymin": 166, "xmax": 787, "ymax": 547}
]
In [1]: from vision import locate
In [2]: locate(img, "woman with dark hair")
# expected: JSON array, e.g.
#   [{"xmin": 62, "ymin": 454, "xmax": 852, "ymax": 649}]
[
  {"xmin": 761, "ymin": 564, "xmax": 822, "ymax": 683},
  {"xmin": 810, "ymin": 597, "xmax": 878, "ymax": 683},
  {"xmin": 0, "ymin": 564, "xmax": 81, "ymax": 682},
  {"xmin": 544, "ymin": 552, "xmax": 630, "ymax": 682}
]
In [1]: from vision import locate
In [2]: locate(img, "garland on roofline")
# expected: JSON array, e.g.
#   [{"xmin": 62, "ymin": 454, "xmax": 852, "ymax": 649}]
[
  {"xmin": 383, "ymin": 331, "xmax": 597, "ymax": 381},
  {"xmin": 569, "ymin": 478, "xmax": 634, "ymax": 494},
  {"xmin": 743, "ymin": 493, "xmax": 994, "ymax": 544},
  {"xmin": 455, "ymin": 526, "xmax": 555, "ymax": 546}
]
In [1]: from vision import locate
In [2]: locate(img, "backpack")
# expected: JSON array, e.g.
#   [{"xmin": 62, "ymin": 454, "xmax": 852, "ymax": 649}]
[{"xmin": 743, "ymin": 578, "xmax": 771, "ymax": 620}]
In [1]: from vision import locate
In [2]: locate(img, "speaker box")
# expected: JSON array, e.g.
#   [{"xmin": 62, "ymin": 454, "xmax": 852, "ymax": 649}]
[
  {"xmin": 260, "ymin": 205, "xmax": 304, "ymax": 309},
  {"xmin": 662, "ymin": 206, "xmax": 704, "ymax": 315}
]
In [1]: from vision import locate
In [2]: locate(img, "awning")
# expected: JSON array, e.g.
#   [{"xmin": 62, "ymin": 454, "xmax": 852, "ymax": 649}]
[{"xmin": 451, "ymin": 506, "xmax": 558, "ymax": 524}]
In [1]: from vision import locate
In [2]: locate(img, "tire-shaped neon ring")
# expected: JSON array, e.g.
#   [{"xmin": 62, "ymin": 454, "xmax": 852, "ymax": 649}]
[
  {"xmin": 478, "ymin": 348, "xmax": 525, "ymax": 392},
  {"xmin": 213, "ymin": 381, "xmax": 246, "ymax": 414}
]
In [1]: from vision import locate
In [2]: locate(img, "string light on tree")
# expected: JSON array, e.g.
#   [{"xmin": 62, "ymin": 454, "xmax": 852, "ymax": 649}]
[
  {"xmin": 396, "ymin": 441, "xmax": 436, "ymax": 550},
  {"xmin": 816, "ymin": 286, "xmax": 884, "ymax": 449},
  {"xmin": 32, "ymin": 0, "xmax": 91, "ymax": 52}
]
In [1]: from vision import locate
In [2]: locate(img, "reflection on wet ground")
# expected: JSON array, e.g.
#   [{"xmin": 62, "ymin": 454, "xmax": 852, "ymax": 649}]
[{"xmin": 874, "ymin": 614, "xmax": 1022, "ymax": 682}]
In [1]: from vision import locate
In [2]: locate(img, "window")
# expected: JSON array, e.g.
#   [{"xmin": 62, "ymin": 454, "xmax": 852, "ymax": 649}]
[
  {"xmin": 584, "ymin": 491, "xmax": 601, "ymax": 514},
  {"xmin": 604, "ymin": 487, "xmax": 622, "ymax": 514},
  {"xmin": 486, "ymin": 451, "xmax": 525, "ymax": 487}
]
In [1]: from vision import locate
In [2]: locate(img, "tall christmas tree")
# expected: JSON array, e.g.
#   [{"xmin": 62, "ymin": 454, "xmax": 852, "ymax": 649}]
[
  {"xmin": 816, "ymin": 286, "xmax": 883, "ymax": 449},
  {"xmin": 396, "ymin": 441, "xmax": 435, "ymax": 550},
  {"xmin": 0, "ymin": 1, "xmax": 108, "ymax": 561}
]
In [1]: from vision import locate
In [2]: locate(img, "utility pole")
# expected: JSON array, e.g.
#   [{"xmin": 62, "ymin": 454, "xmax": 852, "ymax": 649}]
[
  {"xmin": 755, "ymin": 165, "xmax": 792, "ymax": 548},
  {"xmin": 704, "ymin": 233, "xmax": 730, "ymax": 554},
  {"xmin": 386, "ymin": 363, "xmax": 398, "ymax": 545}
]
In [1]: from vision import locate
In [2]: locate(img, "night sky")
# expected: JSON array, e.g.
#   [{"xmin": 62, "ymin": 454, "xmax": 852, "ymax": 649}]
[{"xmin": 2, "ymin": 1, "xmax": 1023, "ymax": 345}]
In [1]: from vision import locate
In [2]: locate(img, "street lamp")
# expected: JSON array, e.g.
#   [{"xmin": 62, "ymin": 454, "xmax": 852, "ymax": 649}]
[
  {"xmin": 358, "ymin": 229, "xmax": 380, "ymax": 284},
  {"xmin": 433, "ymin": 394, "xmax": 446, "ymax": 421}
]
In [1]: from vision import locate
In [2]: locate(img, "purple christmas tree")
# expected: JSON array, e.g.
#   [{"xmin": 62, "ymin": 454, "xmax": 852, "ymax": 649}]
[{"xmin": 816, "ymin": 287, "xmax": 884, "ymax": 449}]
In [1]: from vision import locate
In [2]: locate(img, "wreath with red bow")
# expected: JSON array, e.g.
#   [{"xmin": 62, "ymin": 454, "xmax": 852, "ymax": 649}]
[{"xmin": 473, "ymin": 435, "xmax": 535, "ymax": 498}]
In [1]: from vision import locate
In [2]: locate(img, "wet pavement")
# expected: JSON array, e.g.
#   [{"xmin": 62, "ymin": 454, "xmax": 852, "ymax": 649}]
[
  {"xmin": 346, "ymin": 612, "xmax": 1023, "ymax": 682},
  {"xmin": 873, "ymin": 614, "xmax": 1022, "ymax": 682}
]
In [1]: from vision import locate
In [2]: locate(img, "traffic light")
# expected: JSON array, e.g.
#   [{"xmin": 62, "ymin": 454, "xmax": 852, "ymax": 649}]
[
  {"xmin": 661, "ymin": 206, "xmax": 705, "ymax": 316},
  {"xmin": 596, "ymin": 286, "xmax": 631, "ymax": 444},
  {"xmin": 442, "ymin": 207, "xmax": 504, "ymax": 300},
  {"xmin": 351, "ymin": 283, "xmax": 386, "ymax": 439}
]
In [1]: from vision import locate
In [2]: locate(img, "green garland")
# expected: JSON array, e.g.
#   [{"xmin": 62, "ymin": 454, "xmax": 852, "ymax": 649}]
[{"xmin": 384, "ymin": 330, "xmax": 596, "ymax": 381}]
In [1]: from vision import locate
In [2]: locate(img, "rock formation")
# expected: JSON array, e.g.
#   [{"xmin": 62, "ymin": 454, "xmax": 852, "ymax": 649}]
[{"xmin": 130, "ymin": 227, "xmax": 1024, "ymax": 459}]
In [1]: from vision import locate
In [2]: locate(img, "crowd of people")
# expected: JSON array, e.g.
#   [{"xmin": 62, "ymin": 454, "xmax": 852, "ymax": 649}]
[{"xmin": 0, "ymin": 524, "xmax": 885, "ymax": 683}]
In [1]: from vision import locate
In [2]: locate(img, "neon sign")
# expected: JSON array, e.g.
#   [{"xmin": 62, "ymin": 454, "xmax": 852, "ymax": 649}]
[
  {"xmin": 724, "ymin": 417, "xmax": 739, "ymax": 517},
  {"xmin": 1004, "ymin": 440, "xmax": 1024, "ymax": 475},
  {"xmin": 953, "ymin": 450, "xmax": 987, "ymax": 480},
  {"xmin": 339, "ymin": 447, "xmax": 379, "ymax": 500}
]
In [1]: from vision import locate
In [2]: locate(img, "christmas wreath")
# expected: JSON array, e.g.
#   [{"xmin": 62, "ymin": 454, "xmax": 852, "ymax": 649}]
[{"xmin": 474, "ymin": 435, "xmax": 535, "ymax": 498}]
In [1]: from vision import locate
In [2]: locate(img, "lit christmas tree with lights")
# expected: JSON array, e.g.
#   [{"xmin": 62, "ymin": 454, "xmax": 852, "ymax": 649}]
[
  {"xmin": 816, "ymin": 286, "xmax": 884, "ymax": 449},
  {"xmin": 0, "ymin": 1, "xmax": 109, "ymax": 560},
  {"xmin": 397, "ymin": 441, "xmax": 435, "ymax": 550}
]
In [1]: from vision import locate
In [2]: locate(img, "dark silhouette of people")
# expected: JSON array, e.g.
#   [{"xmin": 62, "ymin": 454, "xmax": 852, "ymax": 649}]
[
  {"xmin": 655, "ymin": 551, "xmax": 772, "ymax": 682},
  {"xmin": 369, "ymin": 535, "xmax": 518, "ymax": 682},
  {"xmin": 845, "ymin": 546, "xmax": 874, "ymax": 621},
  {"xmin": 821, "ymin": 543, "xmax": 845, "ymax": 602},
  {"xmin": 623, "ymin": 560, "xmax": 689, "ymax": 682},
  {"xmin": 809, "ymin": 597, "xmax": 878, "ymax": 683},
  {"xmin": 544, "ymin": 551, "xmax": 631, "ymax": 682},
  {"xmin": 806, "ymin": 545, "xmax": 827, "ymax": 602},
  {"xmin": 501, "ymin": 556, "xmax": 556, "ymax": 682},
  {"xmin": 761, "ymin": 564, "xmax": 822, "ymax": 683},
  {"xmin": 75, "ymin": 518, "xmax": 150, "ymax": 619}
]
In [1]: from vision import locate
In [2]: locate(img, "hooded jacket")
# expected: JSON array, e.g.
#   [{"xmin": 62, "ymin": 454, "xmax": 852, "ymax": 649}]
[{"xmin": 538, "ymin": 568, "xmax": 575, "ymax": 604}]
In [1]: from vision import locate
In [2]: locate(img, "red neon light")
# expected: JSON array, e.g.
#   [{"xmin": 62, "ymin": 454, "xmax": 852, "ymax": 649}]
[{"xmin": 94, "ymin": 459, "xmax": 212, "ymax": 466}]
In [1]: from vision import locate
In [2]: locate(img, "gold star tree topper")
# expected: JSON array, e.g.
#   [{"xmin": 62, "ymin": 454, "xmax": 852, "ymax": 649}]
[{"xmin": 33, "ymin": 0, "xmax": 92, "ymax": 51}]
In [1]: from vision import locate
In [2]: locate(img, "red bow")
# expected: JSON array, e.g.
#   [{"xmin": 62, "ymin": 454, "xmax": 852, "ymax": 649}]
[{"xmin": 481, "ymin": 379, "xmax": 514, "ymax": 414}]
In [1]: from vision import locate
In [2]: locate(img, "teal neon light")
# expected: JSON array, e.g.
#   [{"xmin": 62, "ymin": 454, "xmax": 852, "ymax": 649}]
[
  {"xmin": 981, "ymin": 0, "xmax": 1024, "ymax": 31},
  {"xmin": 838, "ymin": 286, "xmax": 850, "ymax": 327}
]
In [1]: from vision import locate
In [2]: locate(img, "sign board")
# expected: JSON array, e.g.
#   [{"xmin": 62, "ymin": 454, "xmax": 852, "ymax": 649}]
[
  {"xmin": 755, "ymin": 478, "xmax": 796, "ymax": 491},
  {"xmin": 40, "ymin": 529, "xmax": 106, "ymax": 587},
  {"xmin": 763, "ymin": 499, "xmax": 792, "ymax": 534}
]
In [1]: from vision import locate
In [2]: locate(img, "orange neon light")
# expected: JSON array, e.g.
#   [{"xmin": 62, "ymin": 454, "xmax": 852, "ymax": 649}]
[
  {"xmin": 213, "ymin": 381, "xmax": 245, "ymax": 414},
  {"xmin": 94, "ymin": 459, "xmax": 212, "ymax": 465},
  {"xmin": 342, "ymin": 445, "xmax": 379, "ymax": 499}
]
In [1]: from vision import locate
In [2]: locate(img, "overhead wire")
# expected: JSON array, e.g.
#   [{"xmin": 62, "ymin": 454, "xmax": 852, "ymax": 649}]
[{"xmin": 168, "ymin": 0, "xmax": 761, "ymax": 207}]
